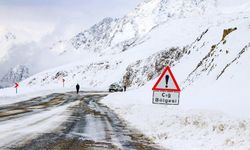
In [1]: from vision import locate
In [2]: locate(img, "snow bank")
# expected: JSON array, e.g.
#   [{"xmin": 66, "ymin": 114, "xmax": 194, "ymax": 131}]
[{"xmin": 101, "ymin": 81, "xmax": 250, "ymax": 150}]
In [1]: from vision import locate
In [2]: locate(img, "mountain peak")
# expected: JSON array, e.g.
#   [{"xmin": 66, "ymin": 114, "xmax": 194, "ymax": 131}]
[
  {"xmin": 70, "ymin": 17, "xmax": 117, "ymax": 50},
  {"xmin": 51, "ymin": 0, "xmax": 219, "ymax": 55}
]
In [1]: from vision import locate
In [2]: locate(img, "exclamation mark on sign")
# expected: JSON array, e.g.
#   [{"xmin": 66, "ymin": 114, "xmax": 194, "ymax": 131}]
[{"xmin": 165, "ymin": 75, "xmax": 169, "ymax": 88}]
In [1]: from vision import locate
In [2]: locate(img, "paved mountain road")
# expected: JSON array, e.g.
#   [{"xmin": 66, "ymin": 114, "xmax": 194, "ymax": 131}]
[{"xmin": 0, "ymin": 92, "xmax": 163, "ymax": 150}]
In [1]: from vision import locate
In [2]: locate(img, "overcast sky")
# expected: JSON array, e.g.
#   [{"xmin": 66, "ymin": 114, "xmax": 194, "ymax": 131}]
[{"xmin": 0, "ymin": 0, "xmax": 143, "ymax": 40}]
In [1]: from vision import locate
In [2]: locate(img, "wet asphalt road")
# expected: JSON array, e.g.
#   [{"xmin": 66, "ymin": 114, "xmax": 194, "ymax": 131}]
[{"xmin": 0, "ymin": 92, "xmax": 163, "ymax": 150}]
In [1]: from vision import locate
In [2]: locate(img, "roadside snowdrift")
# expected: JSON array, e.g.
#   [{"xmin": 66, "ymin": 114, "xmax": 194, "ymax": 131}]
[{"xmin": 101, "ymin": 77, "xmax": 250, "ymax": 150}]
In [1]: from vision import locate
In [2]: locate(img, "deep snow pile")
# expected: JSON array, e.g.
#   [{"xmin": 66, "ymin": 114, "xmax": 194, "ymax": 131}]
[
  {"xmin": 99, "ymin": 6, "xmax": 250, "ymax": 149},
  {"xmin": 101, "ymin": 84, "xmax": 250, "ymax": 150}
]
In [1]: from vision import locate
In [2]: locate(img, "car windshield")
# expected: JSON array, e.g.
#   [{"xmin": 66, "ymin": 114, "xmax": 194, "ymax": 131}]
[{"xmin": 110, "ymin": 83, "xmax": 122, "ymax": 88}]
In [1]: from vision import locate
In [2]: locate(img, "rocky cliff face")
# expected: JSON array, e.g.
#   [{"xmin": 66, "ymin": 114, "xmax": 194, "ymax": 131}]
[{"xmin": 71, "ymin": 17, "xmax": 117, "ymax": 51}]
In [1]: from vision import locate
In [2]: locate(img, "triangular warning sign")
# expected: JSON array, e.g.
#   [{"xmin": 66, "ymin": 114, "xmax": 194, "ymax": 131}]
[{"xmin": 152, "ymin": 66, "xmax": 181, "ymax": 92}]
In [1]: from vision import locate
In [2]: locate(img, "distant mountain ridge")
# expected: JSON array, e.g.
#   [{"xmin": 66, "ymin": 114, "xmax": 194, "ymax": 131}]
[
  {"xmin": 0, "ymin": 65, "xmax": 29, "ymax": 88},
  {"xmin": 50, "ymin": 0, "xmax": 218, "ymax": 54},
  {"xmin": 20, "ymin": 0, "xmax": 250, "ymax": 92}
]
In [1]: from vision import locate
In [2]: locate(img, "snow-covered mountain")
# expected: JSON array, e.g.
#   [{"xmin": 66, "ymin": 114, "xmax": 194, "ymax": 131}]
[
  {"xmin": 23, "ymin": 0, "xmax": 249, "ymax": 89},
  {"xmin": 50, "ymin": 0, "xmax": 219, "ymax": 55},
  {"xmin": 0, "ymin": 65, "xmax": 29, "ymax": 88},
  {"xmin": 49, "ymin": 17, "xmax": 118, "ymax": 54},
  {"xmin": 1, "ymin": 0, "xmax": 250, "ymax": 149},
  {"xmin": 1, "ymin": 0, "xmax": 250, "ymax": 110}
]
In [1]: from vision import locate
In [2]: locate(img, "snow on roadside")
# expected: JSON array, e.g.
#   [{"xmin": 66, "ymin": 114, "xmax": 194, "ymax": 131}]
[{"xmin": 101, "ymin": 82, "xmax": 250, "ymax": 150}]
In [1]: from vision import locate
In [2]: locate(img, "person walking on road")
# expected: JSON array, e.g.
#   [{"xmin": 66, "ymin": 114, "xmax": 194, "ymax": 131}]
[
  {"xmin": 76, "ymin": 83, "xmax": 80, "ymax": 94},
  {"xmin": 123, "ymin": 85, "xmax": 126, "ymax": 92}
]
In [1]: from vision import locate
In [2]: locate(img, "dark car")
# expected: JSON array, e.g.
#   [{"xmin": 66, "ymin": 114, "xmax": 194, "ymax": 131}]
[{"xmin": 109, "ymin": 83, "xmax": 123, "ymax": 92}]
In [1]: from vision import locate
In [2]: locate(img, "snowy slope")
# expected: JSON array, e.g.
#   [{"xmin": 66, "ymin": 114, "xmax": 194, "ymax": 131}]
[
  {"xmin": 49, "ymin": 17, "xmax": 118, "ymax": 54},
  {"xmin": 100, "ymin": 12, "xmax": 250, "ymax": 150},
  {"xmin": 0, "ymin": 0, "xmax": 248, "ymax": 113},
  {"xmin": 102, "ymin": 83, "xmax": 250, "ymax": 150},
  {"xmin": 17, "ymin": 11, "xmax": 250, "ymax": 92}
]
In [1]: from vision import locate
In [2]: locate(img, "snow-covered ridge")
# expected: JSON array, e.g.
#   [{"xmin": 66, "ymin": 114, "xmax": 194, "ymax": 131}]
[
  {"xmin": 20, "ymin": 10, "xmax": 250, "ymax": 92},
  {"xmin": 48, "ymin": 0, "xmax": 249, "ymax": 58},
  {"xmin": 50, "ymin": 0, "xmax": 219, "ymax": 55},
  {"xmin": 0, "ymin": 65, "xmax": 29, "ymax": 88},
  {"xmin": 71, "ymin": 17, "xmax": 117, "ymax": 51},
  {"xmin": 22, "ymin": 60, "xmax": 124, "ymax": 89},
  {"xmin": 1, "ymin": 0, "xmax": 249, "ymax": 107},
  {"xmin": 182, "ymin": 20, "xmax": 250, "ymax": 89}
]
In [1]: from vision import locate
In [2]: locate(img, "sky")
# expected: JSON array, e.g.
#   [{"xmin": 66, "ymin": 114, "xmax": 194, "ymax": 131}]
[{"xmin": 0, "ymin": 0, "xmax": 143, "ymax": 41}]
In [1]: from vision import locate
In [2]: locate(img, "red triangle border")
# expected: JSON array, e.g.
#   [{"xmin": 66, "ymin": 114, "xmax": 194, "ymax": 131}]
[{"xmin": 152, "ymin": 66, "xmax": 181, "ymax": 92}]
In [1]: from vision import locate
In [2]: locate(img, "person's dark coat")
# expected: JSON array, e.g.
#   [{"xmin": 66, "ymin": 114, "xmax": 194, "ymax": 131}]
[{"xmin": 76, "ymin": 84, "xmax": 80, "ymax": 94}]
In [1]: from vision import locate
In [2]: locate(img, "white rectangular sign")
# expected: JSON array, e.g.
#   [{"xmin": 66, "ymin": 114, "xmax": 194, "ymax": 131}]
[{"xmin": 152, "ymin": 91, "xmax": 180, "ymax": 105}]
